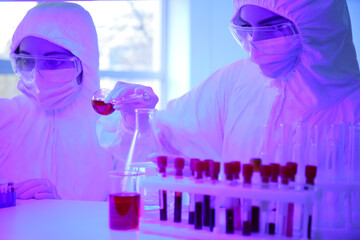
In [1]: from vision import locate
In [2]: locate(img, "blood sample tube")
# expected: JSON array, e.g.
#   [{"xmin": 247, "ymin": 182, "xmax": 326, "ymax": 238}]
[
  {"xmin": 194, "ymin": 160, "xmax": 205, "ymax": 230},
  {"xmin": 286, "ymin": 162, "xmax": 298, "ymax": 237},
  {"xmin": 277, "ymin": 165, "xmax": 292, "ymax": 237},
  {"xmin": 305, "ymin": 165, "xmax": 317, "ymax": 239},
  {"xmin": 250, "ymin": 158, "xmax": 262, "ymax": 185},
  {"xmin": 260, "ymin": 165, "xmax": 271, "ymax": 235},
  {"xmin": 202, "ymin": 159, "xmax": 213, "ymax": 227},
  {"xmin": 157, "ymin": 156, "xmax": 168, "ymax": 221},
  {"xmin": 250, "ymin": 158, "xmax": 262, "ymax": 233},
  {"xmin": 242, "ymin": 163, "xmax": 253, "ymax": 236},
  {"xmin": 231, "ymin": 161, "xmax": 242, "ymax": 231},
  {"xmin": 286, "ymin": 162, "xmax": 298, "ymax": 186},
  {"xmin": 174, "ymin": 157, "xmax": 185, "ymax": 223},
  {"xmin": 224, "ymin": 162, "xmax": 235, "ymax": 233},
  {"xmin": 268, "ymin": 163, "xmax": 280, "ymax": 235},
  {"xmin": 209, "ymin": 161, "xmax": 220, "ymax": 232},
  {"xmin": 188, "ymin": 158, "xmax": 200, "ymax": 224}
]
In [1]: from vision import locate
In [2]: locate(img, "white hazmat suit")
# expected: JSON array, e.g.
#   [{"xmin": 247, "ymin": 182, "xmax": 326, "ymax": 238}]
[
  {"xmin": 0, "ymin": 2, "xmax": 113, "ymax": 200},
  {"xmin": 98, "ymin": 0, "xmax": 360, "ymax": 180}
]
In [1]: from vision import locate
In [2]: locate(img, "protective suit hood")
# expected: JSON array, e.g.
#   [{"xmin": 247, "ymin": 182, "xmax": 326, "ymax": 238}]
[
  {"xmin": 0, "ymin": 2, "xmax": 112, "ymax": 201},
  {"xmin": 232, "ymin": 0, "xmax": 360, "ymax": 108},
  {"xmin": 10, "ymin": 1, "xmax": 99, "ymax": 96}
]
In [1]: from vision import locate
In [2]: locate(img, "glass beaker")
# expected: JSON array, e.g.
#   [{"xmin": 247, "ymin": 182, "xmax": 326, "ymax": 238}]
[
  {"xmin": 108, "ymin": 170, "xmax": 144, "ymax": 230},
  {"xmin": 92, "ymin": 88, "xmax": 151, "ymax": 115}
]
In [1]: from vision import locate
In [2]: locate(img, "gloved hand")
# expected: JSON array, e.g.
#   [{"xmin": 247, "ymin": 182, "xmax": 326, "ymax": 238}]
[
  {"xmin": 105, "ymin": 81, "xmax": 159, "ymax": 113},
  {"xmin": 15, "ymin": 178, "xmax": 60, "ymax": 200},
  {"xmin": 106, "ymin": 81, "xmax": 159, "ymax": 131}
]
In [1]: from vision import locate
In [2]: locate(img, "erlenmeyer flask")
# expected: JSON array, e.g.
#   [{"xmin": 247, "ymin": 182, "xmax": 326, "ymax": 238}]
[{"xmin": 126, "ymin": 108, "xmax": 162, "ymax": 215}]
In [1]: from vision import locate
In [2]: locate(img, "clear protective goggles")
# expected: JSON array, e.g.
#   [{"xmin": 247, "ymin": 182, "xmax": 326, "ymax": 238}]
[
  {"xmin": 229, "ymin": 21, "xmax": 301, "ymax": 54},
  {"xmin": 9, "ymin": 53, "xmax": 82, "ymax": 76}
]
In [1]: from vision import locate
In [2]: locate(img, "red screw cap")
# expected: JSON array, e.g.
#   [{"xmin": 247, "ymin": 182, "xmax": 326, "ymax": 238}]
[
  {"xmin": 305, "ymin": 165, "xmax": 317, "ymax": 185},
  {"xmin": 174, "ymin": 157, "xmax": 185, "ymax": 176},
  {"xmin": 157, "ymin": 155, "xmax": 167, "ymax": 173},
  {"xmin": 231, "ymin": 161, "xmax": 241, "ymax": 179},
  {"xmin": 209, "ymin": 161, "xmax": 220, "ymax": 180},
  {"xmin": 286, "ymin": 162, "xmax": 298, "ymax": 181},
  {"xmin": 250, "ymin": 158, "xmax": 262, "ymax": 172},
  {"xmin": 270, "ymin": 163, "xmax": 280, "ymax": 183},
  {"xmin": 280, "ymin": 166, "xmax": 291, "ymax": 185},
  {"xmin": 224, "ymin": 162, "xmax": 234, "ymax": 180},
  {"xmin": 260, "ymin": 165, "xmax": 271, "ymax": 183},
  {"xmin": 194, "ymin": 160, "xmax": 205, "ymax": 179},
  {"xmin": 242, "ymin": 163, "xmax": 254, "ymax": 184},
  {"xmin": 190, "ymin": 158, "xmax": 200, "ymax": 176},
  {"xmin": 203, "ymin": 159, "xmax": 213, "ymax": 177}
]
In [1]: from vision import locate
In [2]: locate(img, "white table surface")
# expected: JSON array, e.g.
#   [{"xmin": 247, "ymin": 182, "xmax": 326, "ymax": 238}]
[{"xmin": 0, "ymin": 199, "xmax": 182, "ymax": 240}]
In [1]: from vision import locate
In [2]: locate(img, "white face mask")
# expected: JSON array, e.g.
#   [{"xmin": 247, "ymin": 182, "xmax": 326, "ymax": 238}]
[
  {"xmin": 17, "ymin": 68, "xmax": 81, "ymax": 111},
  {"xmin": 249, "ymin": 36, "xmax": 302, "ymax": 78}
]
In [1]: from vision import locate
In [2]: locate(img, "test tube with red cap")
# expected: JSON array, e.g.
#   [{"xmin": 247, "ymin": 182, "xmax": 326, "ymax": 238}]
[
  {"xmin": 194, "ymin": 160, "xmax": 205, "ymax": 230},
  {"xmin": 231, "ymin": 161, "xmax": 242, "ymax": 231},
  {"xmin": 202, "ymin": 159, "xmax": 213, "ymax": 227},
  {"xmin": 242, "ymin": 163, "xmax": 253, "ymax": 236},
  {"xmin": 209, "ymin": 161, "xmax": 220, "ymax": 232},
  {"xmin": 174, "ymin": 157, "xmax": 185, "ymax": 223},
  {"xmin": 224, "ymin": 162, "xmax": 235, "ymax": 234},
  {"xmin": 286, "ymin": 162, "xmax": 298, "ymax": 186},
  {"xmin": 260, "ymin": 165, "xmax": 271, "ymax": 235},
  {"xmin": 305, "ymin": 165, "xmax": 317, "ymax": 239},
  {"xmin": 188, "ymin": 158, "xmax": 200, "ymax": 225},
  {"xmin": 268, "ymin": 163, "xmax": 280, "ymax": 235},
  {"xmin": 250, "ymin": 159, "xmax": 262, "ymax": 233},
  {"xmin": 277, "ymin": 165, "xmax": 293, "ymax": 237},
  {"xmin": 157, "ymin": 156, "xmax": 168, "ymax": 221}
]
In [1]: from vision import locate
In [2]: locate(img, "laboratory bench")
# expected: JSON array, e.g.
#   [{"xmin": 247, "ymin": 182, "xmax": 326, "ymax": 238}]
[{"xmin": 0, "ymin": 199, "xmax": 181, "ymax": 240}]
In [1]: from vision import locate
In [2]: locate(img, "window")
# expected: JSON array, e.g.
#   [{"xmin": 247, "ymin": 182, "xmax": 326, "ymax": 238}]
[{"xmin": 0, "ymin": 1, "xmax": 165, "ymax": 107}]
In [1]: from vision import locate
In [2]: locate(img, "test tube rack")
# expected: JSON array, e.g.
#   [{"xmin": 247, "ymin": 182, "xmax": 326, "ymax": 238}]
[{"xmin": 139, "ymin": 175, "xmax": 320, "ymax": 240}]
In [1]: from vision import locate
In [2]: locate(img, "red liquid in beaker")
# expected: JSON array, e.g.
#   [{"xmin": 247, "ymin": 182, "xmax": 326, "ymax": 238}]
[
  {"xmin": 92, "ymin": 100, "xmax": 115, "ymax": 115},
  {"xmin": 109, "ymin": 192, "xmax": 140, "ymax": 230}
]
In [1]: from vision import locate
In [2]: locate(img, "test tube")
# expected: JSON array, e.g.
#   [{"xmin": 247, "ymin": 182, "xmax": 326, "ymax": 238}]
[
  {"xmin": 157, "ymin": 156, "xmax": 168, "ymax": 221},
  {"xmin": 174, "ymin": 157, "xmax": 185, "ymax": 223},
  {"xmin": 194, "ymin": 160, "xmax": 205, "ymax": 230},
  {"xmin": 188, "ymin": 158, "xmax": 200, "ymax": 225},
  {"xmin": 202, "ymin": 159, "xmax": 213, "ymax": 227},
  {"xmin": 232, "ymin": 161, "xmax": 242, "ymax": 231},
  {"xmin": 242, "ymin": 163, "xmax": 254, "ymax": 236},
  {"xmin": 277, "ymin": 166, "xmax": 292, "ymax": 237},
  {"xmin": 224, "ymin": 162, "xmax": 235, "ymax": 234},
  {"xmin": 260, "ymin": 165, "xmax": 271, "ymax": 235},
  {"xmin": 286, "ymin": 162, "xmax": 298, "ymax": 238},
  {"xmin": 268, "ymin": 163, "xmax": 280, "ymax": 235},
  {"xmin": 304, "ymin": 165, "xmax": 317, "ymax": 239},
  {"xmin": 286, "ymin": 162, "xmax": 298, "ymax": 185},
  {"xmin": 250, "ymin": 158, "xmax": 262, "ymax": 185},
  {"xmin": 209, "ymin": 161, "xmax": 220, "ymax": 231},
  {"xmin": 250, "ymin": 158, "xmax": 262, "ymax": 233}
]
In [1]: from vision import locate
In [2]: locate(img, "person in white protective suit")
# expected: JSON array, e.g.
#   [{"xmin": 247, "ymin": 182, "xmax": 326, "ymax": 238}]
[
  {"xmin": 0, "ymin": 2, "xmax": 114, "ymax": 200},
  {"xmin": 98, "ymin": 0, "xmax": 360, "ymax": 173}
]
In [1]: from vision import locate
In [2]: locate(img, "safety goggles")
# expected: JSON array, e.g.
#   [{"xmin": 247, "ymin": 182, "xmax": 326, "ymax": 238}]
[
  {"xmin": 229, "ymin": 21, "xmax": 301, "ymax": 54},
  {"xmin": 10, "ymin": 53, "xmax": 82, "ymax": 75}
]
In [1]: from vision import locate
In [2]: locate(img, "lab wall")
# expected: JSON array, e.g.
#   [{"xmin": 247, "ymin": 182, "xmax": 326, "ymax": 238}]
[{"xmin": 165, "ymin": 0, "xmax": 360, "ymax": 103}]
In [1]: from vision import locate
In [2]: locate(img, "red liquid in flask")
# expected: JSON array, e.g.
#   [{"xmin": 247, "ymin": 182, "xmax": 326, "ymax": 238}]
[
  {"xmin": 109, "ymin": 192, "xmax": 140, "ymax": 230},
  {"xmin": 92, "ymin": 100, "xmax": 115, "ymax": 115}
]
